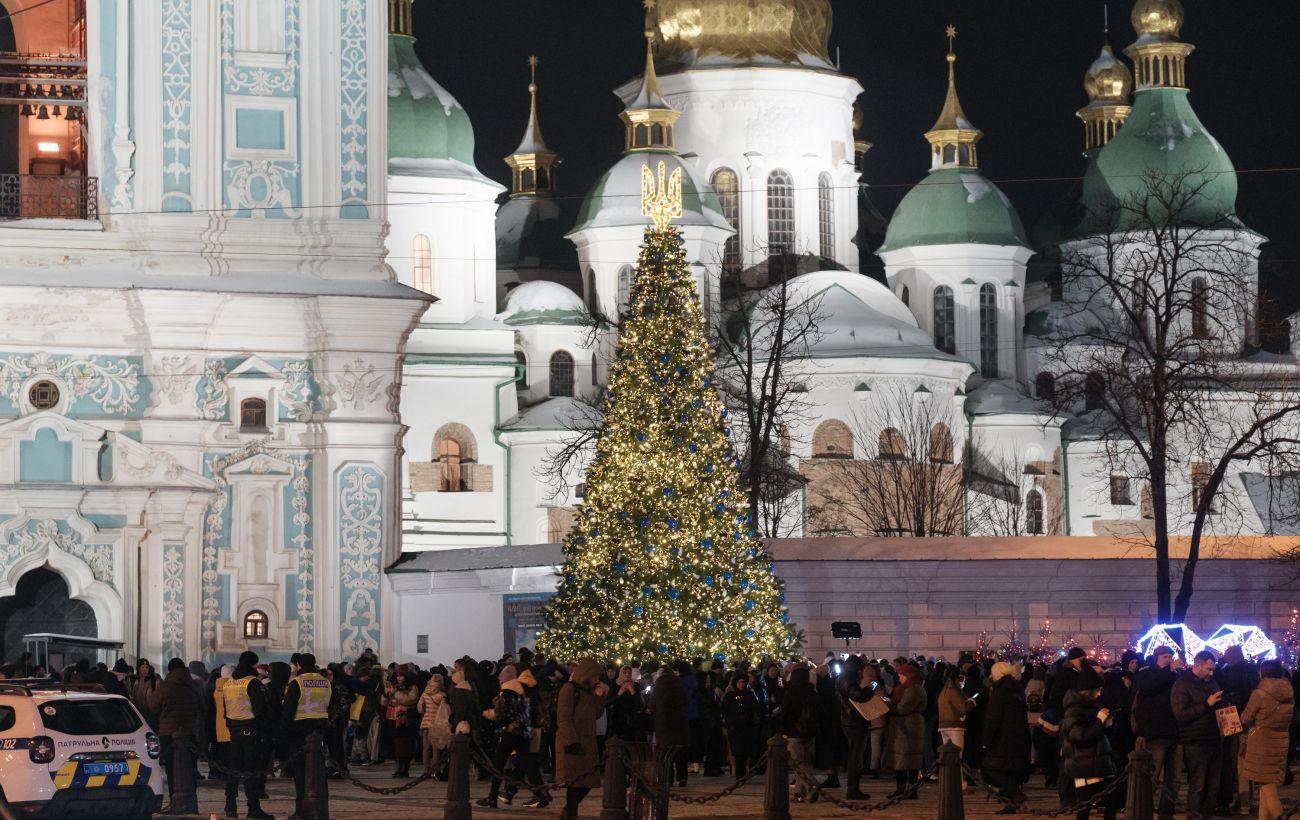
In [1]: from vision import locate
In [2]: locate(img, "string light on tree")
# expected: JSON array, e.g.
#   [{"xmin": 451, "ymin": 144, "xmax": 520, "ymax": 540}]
[{"xmin": 535, "ymin": 160, "xmax": 798, "ymax": 665}]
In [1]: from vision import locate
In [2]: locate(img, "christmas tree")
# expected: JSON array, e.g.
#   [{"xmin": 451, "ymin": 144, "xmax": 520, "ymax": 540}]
[{"xmin": 536, "ymin": 161, "xmax": 797, "ymax": 666}]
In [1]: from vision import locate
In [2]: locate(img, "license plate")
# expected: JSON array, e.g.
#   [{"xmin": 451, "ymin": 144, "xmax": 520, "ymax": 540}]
[{"xmin": 83, "ymin": 763, "xmax": 128, "ymax": 775}]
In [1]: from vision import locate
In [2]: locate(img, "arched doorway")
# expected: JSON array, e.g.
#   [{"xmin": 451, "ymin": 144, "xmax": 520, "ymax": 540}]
[{"xmin": 0, "ymin": 567, "xmax": 97, "ymax": 665}]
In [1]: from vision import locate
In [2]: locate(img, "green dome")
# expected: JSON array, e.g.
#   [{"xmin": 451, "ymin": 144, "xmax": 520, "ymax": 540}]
[
  {"xmin": 570, "ymin": 152, "xmax": 730, "ymax": 234},
  {"xmin": 1078, "ymin": 88, "xmax": 1237, "ymax": 234},
  {"xmin": 880, "ymin": 167, "xmax": 1028, "ymax": 253},
  {"xmin": 387, "ymin": 34, "xmax": 476, "ymax": 172}
]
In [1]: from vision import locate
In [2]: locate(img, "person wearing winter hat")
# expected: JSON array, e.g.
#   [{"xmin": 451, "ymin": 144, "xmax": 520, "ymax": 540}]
[
  {"xmin": 478, "ymin": 665, "xmax": 547, "ymax": 809},
  {"xmin": 1059, "ymin": 665, "xmax": 1117, "ymax": 818},
  {"xmin": 556, "ymin": 658, "xmax": 604, "ymax": 820},
  {"xmin": 982, "ymin": 661, "xmax": 1029, "ymax": 812},
  {"xmin": 223, "ymin": 650, "xmax": 273, "ymax": 819}
]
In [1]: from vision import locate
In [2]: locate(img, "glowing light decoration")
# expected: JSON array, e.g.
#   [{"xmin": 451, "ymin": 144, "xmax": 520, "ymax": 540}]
[
  {"xmin": 534, "ymin": 186, "xmax": 797, "ymax": 665},
  {"xmin": 1135, "ymin": 623, "xmax": 1207, "ymax": 660},
  {"xmin": 1204, "ymin": 624, "xmax": 1278, "ymax": 661}
]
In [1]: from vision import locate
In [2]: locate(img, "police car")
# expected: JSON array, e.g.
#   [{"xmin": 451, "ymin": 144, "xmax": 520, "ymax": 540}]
[{"xmin": 0, "ymin": 680, "xmax": 162, "ymax": 818}]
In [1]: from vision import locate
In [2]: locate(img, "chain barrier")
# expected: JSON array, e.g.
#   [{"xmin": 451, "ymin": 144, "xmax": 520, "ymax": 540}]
[
  {"xmin": 186, "ymin": 740, "xmax": 306, "ymax": 780},
  {"xmin": 786, "ymin": 756, "xmax": 940, "ymax": 812},
  {"xmin": 963, "ymin": 762, "xmax": 1130, "ymax": 818},
  {"xmin": 342, "ymin": 768, "xmax": 441, "ymax": 796},
  {"xmin": 664, "ymin": 749, "xmax": 770, "ymax": 804}
]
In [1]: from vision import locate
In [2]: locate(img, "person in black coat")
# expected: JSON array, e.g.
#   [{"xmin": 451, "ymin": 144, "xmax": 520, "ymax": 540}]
[
  {"xmin": 777, "ymin": 666, "xmax": 819, "ymax": 803},
  {"xmin": 721, "ymin": 672, "xmax": 761, "ymax": 777},
  {"xmin": 1133, "ymin": 645, "xmax": 1181, "ymax": 820},
  {"xmin": 982, "ymin": 662, "xmax": 1029, "ymax": 810},
  {"xmin": 813, "ymin": 664, "xmax": 846, "ymax": 788},
  {"xmin": 836, "ymin": 655, "xmax": 874, "ymax": 801},
  {"xmin": 651, "ymin": 666, "xmax": 690, "ymax": 787},
  {"xmin": 1060, "ymin": 667, "xmax": 1117, "ymax": 820}
]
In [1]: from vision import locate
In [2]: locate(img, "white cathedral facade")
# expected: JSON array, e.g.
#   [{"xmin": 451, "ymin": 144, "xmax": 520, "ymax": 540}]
[{"xmin": 0, "ymin": 0, "xmax": 1287, "ymax": 665}]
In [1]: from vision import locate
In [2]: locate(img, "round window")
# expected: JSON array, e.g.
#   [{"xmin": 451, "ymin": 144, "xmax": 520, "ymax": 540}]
[{"xmin": 29, "ymin": 380, "xmax": 61, "ymax": 410}]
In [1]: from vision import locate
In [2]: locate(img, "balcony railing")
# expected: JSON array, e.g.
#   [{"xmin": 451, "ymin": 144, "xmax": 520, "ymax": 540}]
[{"xmin": 0, "ymin": 174, "xmax": 98, "ymax": 220}]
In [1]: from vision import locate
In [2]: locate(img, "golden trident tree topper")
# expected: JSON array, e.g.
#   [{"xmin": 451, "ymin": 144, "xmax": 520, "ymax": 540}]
[{"xmin": 641, "ymin": 160, "xmax": 683, "ymax": 231}]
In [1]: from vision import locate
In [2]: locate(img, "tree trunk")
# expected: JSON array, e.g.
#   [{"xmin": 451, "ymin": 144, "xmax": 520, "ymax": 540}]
[{"xmin": 1149, "ymin": 466, "xmax": 1172, "ymax": 622}]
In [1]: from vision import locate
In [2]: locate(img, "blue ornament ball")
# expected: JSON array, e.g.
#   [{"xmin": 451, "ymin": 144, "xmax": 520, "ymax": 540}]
[
  {"xmin": 745, "ymin": 629, "xmax": 756, "ymax": 638},
  {"xmin": 713, "ymin": 652, "xmax": 727, "ymax": 662},
  {"xmin": 781, "ymin": 613, "xmax": 790, "ymax": 624},
  {"xmin": 636, "ymin": 433, "xmax": 647, "ymax": 442},
  {"xmin": 723, "ymin": 571, "xmax": 733, "ymax": 582},
  {"xmin": 667, "ymin": 588, "xmax": 679, "ymax": 600},
  {"xmin": 688, "ymin": 443, "xmax": 698, "ymax": 454},
  {"xmin": 614, "ymin": 563, "xmax": 626, "ymax": 573},
  {"xmin": 701, "ymin": 539, "xmax": 714, "ymax": 549},
  {"xmin": 704, "ymin": 463, "xmax": 714, "ymax": 473},
  {"xmin": 633, "ymin": 606, "xmax": 644, "ymax": 616},
  {"xmin": 744, "ymin": 599, "xmax": 755, "ymax": 611},
  {"xmin": 638, "ymin": 516, "xmax": 651, "ymax": 527},
  {"xmin": 642, "ymin": 586, "xmax": 653, "ymax": 597},
  {"xmin": 692, "ymin": 399, "xmax": 702, "ymax": 408},
  {"xmin": 703, "ymin": 575, "xmax": 714, "ymax": 586},
  {"xmin": 740, "ymin": 580, "xmax": 750, "ymax": 590},
  {"xmin": 644, "ymin": 545, "xmax": 656, "ymax": 555},
  {"xmin": 657, "ymin": 644, "xmax": 669, "ymax": 654},
  {"xmin": 662, "ymin": 487, "xmax": 674, "ymax": 497},
  {"xmin": 705, "ymin": 618, "xmax": 717, "ymax": 629},
  {"xmin": 666, "ymin": 518, "xmax": 678, "ymax": 529},
  {"xmin": 715, "ymin": 503, "xmax": 726, "ymax": 513}
]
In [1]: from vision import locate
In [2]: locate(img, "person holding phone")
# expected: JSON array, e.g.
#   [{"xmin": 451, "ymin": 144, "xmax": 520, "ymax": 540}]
[
  {"xmin": 1060, "ymin": 666, "xmax": 1117, "ymax": 819},
  {"xmin": 1171, "ymin": 650, "xmax": 1226, "ymax": 820}
]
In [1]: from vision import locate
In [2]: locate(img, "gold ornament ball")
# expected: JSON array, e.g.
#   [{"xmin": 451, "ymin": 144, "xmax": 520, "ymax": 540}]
[{"xmin": 1131, "ymin": 0, "xmax": 1184, "ymax": 38}]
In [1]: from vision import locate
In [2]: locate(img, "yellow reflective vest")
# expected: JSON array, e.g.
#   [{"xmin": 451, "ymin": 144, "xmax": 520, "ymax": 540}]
[
  {"xmin": 224, "ymin": 676, "xmax": 256, "ymax": 722},
  {"xmin": 293, "ymin": 672, "xmax": 331, "ymax": 721}
]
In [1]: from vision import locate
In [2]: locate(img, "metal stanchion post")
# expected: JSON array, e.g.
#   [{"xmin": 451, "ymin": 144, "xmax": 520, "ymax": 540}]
[
  {"xmin": 444, "ymin": 733, "xmax": 472, "ymax": 820},
  {"xmin": 600, "ymin": 736, "xmax": 630, "ymax": 820},
  {"xmin": 762, "ymin": 735, "xmax": 790, "ymax": 820},
  {"xmin": 937, "ymin": 740, "xmax": 965, "ymax": 820},
  {"xmin": 168, "ymin": 734, "xmax": 199, "ymax": 815},
  {"xmin": 301, "ymin": 731, "xmax": 330, "ymax": 820},
  {"xmin": 1125, "ymin": 742, "xmax": 1154, "ymax": 820}
]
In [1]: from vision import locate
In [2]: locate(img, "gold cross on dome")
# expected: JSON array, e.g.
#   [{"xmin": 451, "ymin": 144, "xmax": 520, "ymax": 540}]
[
  {"xmin": 946, "ymin": 25, "xmax": 957, "ymax": 54},
  {"xmin": 641, "ymin": 160, "xmax": 683, "ymax": 231},
  {"xmin": 644, "ymin": 0, "xmax": 656, "ymax": 10},
  {"xmin": 528, "ymin": 55, "xmax": 538, "ymax": 84}
]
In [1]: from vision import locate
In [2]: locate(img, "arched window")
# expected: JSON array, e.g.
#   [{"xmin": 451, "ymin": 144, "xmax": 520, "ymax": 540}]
[
  {"xmin": 1035, "ymin": 372, "xmax": 1056, "ymax": 401},
  {"xmin": 900, "ymin": 286, "xmax": 910, "ymax": 307},
  {"xmin": 591, "ymin": 353, "xmax": 599, "ymax": 387},
  {"xmin": 1191, "ymin": 276, "xmax": 1208, "ymax": 339},
  {"xmin": 243, "ymin": 610, "xmax": 269, "ymax": 639},
  {"xmin": 817, "ymin": 172, "xmax": 835, "ymax": 261},
  {"xmin": 438, "ymin": 438, "xmax": 463, "ymax": 492},
  {"xmin": 515, "ymin": 351, "xmax": 528, "ymax": 389},
  {"xmin": 711, "ymin": 168, "xmax": 742, "ymax": 272},
  {"xmin": 1026, "ymin": 490, "xmax": 1044, "ymax": 535},
  {"xmin": 617, "ymin": 265, "xmax": 633, "ymax": 317},
  {"xmin": 412, "ymin": 234, "xmax": 433, "ymax": 294},
  {"xmin": 1084, "ymin": 372, "xmax": 1105, "ymax": 412},
  {"xmin": 240, "ymin": 398, "xmax": 267, "ymax": 430},
  {"xmin": 549, "ymin": 351, "xmax": 575, "ymax": 398},
  {"xmin": 979, "ymin": 284, "xmax": 998, "ymax": 377},
  {"xmin": 878, "ymin": 428, "xmax": 906, "ymax": 460},
  {"xmin": 767, "ymin": 169, "xmax": 795, "ymax": 277},
  {"xmin": 928, "ymin": 423, "xmax": 953, "ymax": 464},
  {"xmin": 811, "ymin": 419, "xmax": 853, "ymax": 458},
  {"xmin": 586, "ymin": 270, "xmax": 598, "ymax": 316},
  {"xmin": 933, "ymin": 286, "xmax": 955, "ymax": 354}
]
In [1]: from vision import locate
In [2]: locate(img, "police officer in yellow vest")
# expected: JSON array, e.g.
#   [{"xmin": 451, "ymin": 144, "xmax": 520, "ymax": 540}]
[
  {"xmin": 223, "ymin": 650, "xmax": 274, "ymax": 820},
  {"xmin": 281, "ymin": 652, "xmax": 332, "ymax": 820}
]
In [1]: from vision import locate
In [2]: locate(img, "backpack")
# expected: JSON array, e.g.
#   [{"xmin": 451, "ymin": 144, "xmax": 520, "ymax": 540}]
[{"xmin": 1026, "ymin": 690, "xmax": 1044, "ymax": 714}]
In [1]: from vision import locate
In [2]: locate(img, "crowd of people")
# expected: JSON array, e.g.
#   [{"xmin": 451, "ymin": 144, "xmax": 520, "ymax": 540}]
[{"xmin": 9, "ymin": 641, "xmax": 1300, "ymax": 820}]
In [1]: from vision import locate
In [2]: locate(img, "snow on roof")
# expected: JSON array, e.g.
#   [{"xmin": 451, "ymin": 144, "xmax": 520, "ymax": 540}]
[
  {"xmin": 502, "ymin": 397, "xmax": 602, "ymax": 432},
  {"xmin": 497, "ymin": 280, "xmax": 586, "ymax": 324},
  {"xmin": 965, "ymin": 380, "xmax": 1046, "ymax": 417}
]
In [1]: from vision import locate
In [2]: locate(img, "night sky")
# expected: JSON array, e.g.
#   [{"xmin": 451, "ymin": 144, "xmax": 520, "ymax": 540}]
[{"xmin": 416, "ymin": 1, "xmax": 1300, "ymax": 321}]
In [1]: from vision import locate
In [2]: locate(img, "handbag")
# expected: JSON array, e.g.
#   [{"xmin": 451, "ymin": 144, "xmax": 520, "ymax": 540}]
[{"xmin": 1215, "ymin": 706, "xmax": 1242, "ymax": 737}]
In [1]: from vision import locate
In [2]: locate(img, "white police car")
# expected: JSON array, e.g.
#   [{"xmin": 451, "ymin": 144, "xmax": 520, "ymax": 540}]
[{"xmin": 0, "ymin": 680, "xmax": 162, "ymax": 818}]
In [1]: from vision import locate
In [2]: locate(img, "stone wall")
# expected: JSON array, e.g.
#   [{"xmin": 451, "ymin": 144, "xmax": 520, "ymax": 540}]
[{"xmin": 771, "ymin": 536, "xmax": 1296, "ymax": 660}]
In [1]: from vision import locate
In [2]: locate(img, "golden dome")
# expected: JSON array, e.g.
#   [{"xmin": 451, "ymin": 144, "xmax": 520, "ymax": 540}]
[
  {"xmin": 650, "ymin": 0, "xmax": 834, "ymax": 70},
  {"xmin": 1084, "ymin": 45, "xmax": 1132, "ymax": 102},
  {"xmin": 1131, "ymin": 0, "xmax": 1184, "ymax": 38}
]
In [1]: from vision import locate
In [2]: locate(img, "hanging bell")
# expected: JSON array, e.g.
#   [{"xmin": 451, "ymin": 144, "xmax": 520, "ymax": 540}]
[{"xmin": 35, "ymin": 105, "xmax": 49, "ymax": 120}]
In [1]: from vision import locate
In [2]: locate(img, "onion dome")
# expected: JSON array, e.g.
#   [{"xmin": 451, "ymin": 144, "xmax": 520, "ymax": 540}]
[
  {"xmin": 648, "ymin": 0, "xmax": 834, "ymax": 72},
  {"xmin": 1077, "ymin": 44, "xmax": 1133, "ymax": 153},
  {"xmin": 751, "ymin": 272, "xmax": 957, "ymax": 361},
  {"xmin": 1079, "ymin": 0, "xmax": 1239, "ymax": 233},
  {"xmin": 571, "ymin": 29, "xmax": 729, "ymax": 234},
  {"xmin": 387, "ymin": 1, "xmax": 478, "ymax": 174},
  {"xmin": 496, "ymin": 280, "xmax": 588, "ymax": 326},
  {"xmin": 880, "ymin": 28, "xmax": 1027, "ymax": 252}
]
